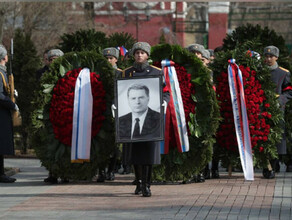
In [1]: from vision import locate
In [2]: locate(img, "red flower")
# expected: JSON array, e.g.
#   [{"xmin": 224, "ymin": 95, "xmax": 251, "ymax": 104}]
[
  {"xmin": 50, "ymin": 68, "xmax": 106, "ymax": 146},
  {"xmin": 216, "ymin": 65, "xmax": 272, "ymax": 153}
]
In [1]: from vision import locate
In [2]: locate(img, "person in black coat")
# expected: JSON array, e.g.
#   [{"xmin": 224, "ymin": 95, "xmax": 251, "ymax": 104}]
[
  {"xmin": 120, "ymin": 42, "xmax": 169, "ymax": 197},
  {"xmin": 0, "ymin": 44, "xmax": 18, "ymax": 183},
  {"xmin": 96, "ymin": 47, "xmax": 123, "ymax": 182},
  {"xmin": 263, "ymin": 45, "xmax": 292, "ymax": 178}
]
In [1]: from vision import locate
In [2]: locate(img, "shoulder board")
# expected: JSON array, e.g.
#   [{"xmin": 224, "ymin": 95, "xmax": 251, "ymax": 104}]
[
  {"xmin": 123, "ymin": 66, "xmax": 133, "ymax": 72},
  {"xmin": 279, "ymin": 67, "xmax": 289, "ymax": 72},
  {"xmin": 150, "ymin": 65, "xmax": 161, "ymax": 71}
]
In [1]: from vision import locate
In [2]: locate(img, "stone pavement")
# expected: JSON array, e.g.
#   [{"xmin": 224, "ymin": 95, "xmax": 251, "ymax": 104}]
[{"xmin": 0, "ymin": 158, "xmax": 291, "ymax": 220}]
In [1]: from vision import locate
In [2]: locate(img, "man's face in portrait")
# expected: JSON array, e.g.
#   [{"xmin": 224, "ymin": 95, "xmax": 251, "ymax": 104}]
[
  {"xmin": 128, "ymin": 88, "xmax": 149, "ymax": 114},
  {"xmin": 264, "ymin": 54, "xmax": 278, "ymax": 66},
  {"xmin": 134, "ymin": 50, "xmax": 148, "ymax": 63},
  {"xmin": 106, "ymin": 55, "xmax": 118, "ymax": 67}
]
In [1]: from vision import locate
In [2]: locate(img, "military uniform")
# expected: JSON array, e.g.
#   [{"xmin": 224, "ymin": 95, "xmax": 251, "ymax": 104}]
[
  {"xmin": 120, "ymin": 42, "xmax": 169, "ymax": 197},
  {"xmin": 263, "ymin": 46, "xmax": 292, "ymax": 178},
  {"xmin": 0, "ymin": 44, "xmax": 17, "ymax": 183}
]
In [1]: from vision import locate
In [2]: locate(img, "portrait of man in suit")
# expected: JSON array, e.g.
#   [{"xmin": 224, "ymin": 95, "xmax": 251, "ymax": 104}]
[{"xmin": 118, "ymin": 82, "xmax": 162, "ymax": 142}]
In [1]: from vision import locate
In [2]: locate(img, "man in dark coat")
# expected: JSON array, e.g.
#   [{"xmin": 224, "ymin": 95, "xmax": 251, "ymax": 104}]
[
  {"xmin": 120, "ymin": 42, "xmax": 169, "ymax": 197},
  {"xmin": 263, "ymin": 45, "xmax": 292, "ymax": 178},
  {"xmin": 0, "ymin": 44, "xmax": 18, "ymax": 183},
  {"xmin": 119, "ymin": 84, "xmax": 161, "ymax": 141}
]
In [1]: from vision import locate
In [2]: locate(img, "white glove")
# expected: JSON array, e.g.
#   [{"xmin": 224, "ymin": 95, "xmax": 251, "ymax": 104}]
[
  {"xmin": 14, "ymin": 89, "xmax": 18, "ymax": 98},
  {"xmin": 14, "ymin": 104, "xmax": 19, "ymax": 111},
  {"xmin": 162, "ymin": 100, "xmax": 167, "ymax": 114},
  {"xmin": 111, "ymin": 104, "xmax": 117, "ymax": 118}
]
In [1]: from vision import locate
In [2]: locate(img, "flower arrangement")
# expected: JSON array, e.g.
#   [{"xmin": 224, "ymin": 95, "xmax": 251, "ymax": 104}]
[
  {"xmin": 31, "ymin": 51, "xmax": 116, "ymax": 180},
  {"xmin": 212, "ymin": 44, "xmax": 283, "ymax": 168},
  {"xmin": 49, "ymin": 68, "xmax": 106, "ymax": 146},
  {"xmin": 151, "ymin": 44, "xmax": 220, "ymax": 181}
]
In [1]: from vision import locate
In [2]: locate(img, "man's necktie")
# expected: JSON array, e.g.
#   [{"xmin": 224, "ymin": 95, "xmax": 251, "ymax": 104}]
[{"xmin": 132, "ymin": 118, "xmax": 140, "ymax": 138}]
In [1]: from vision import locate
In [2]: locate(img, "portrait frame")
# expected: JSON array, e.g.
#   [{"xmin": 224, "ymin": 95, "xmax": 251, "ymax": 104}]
[{"xmin": 114, "ymin": 75, "xmax": 164, "ymax": 143}]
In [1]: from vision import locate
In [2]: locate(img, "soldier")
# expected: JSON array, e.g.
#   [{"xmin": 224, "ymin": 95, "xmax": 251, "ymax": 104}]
[
  {"xmin": 121, "ymin": 42, "xmax": 169, "ymax": 197},
  {"xmin": 263, "ymin": 45, "xmax": 292, "ymax": 178},
  {"xmin": 36, "ymin": 49, "xmax": 50, "ymax": 81},
  {"xmin": 201, "ymin": 49, "xmax": 211, "ymax": 67},
  {"xmin": 186, "ymin": 43, "xmax": 205, "ymax": 59},
  {"xmin": 0, "ymin": 44, "xmax": 18, "ymax": 183},
  {"xmin": 43, "ymin": 49, "xmax": 64, "ymax": 184},
  {"xmin": 96, "ymin": 47, "xmax": 123, "ymax": 182},
  {"xmin": 47, "ymin": 49, "xmax": 64, "ymax": 64},
  {"xmin": 208, "ymin": 49, "xmax": 215, "ymax": 62}
]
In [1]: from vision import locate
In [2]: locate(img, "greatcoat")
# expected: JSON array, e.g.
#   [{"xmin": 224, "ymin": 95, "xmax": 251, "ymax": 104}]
[
  {"xmin": 0, "ymin": 65, "xmax": 15, "ymax": 155},
  {"xmin": 119, "ymin": 62, "xmax": 169, "ymax": 165},
  {"xmin": 270, "ymin": 64, "xmax": 292, "ymax": 154}
]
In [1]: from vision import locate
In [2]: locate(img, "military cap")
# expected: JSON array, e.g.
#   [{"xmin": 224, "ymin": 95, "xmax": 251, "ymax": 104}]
[
  {"xmin": 131, "ymin": 42, "xmax": 151, "ymax": 56},
  {"xmin": 202, "ymin": 49, "xmax": 210, "ymax": 60},
  {"xmin": 208, "ymin": 49, "xmax": 214, "ymax": 57},
  {"xmin": 263, "ymin": 46, "xmax": 279, "ymax": 57},
  {"xmin": 102, "ymin": 47, "xmax": 119, "ymax": 59},
  {"xmin": 0, "ymin": 44, "xmax": 7, "ymax": 60},
  {"xmin": 187, "ymin": 43, "xmax": 205, "ymax": 54},
  {"xmin": 47, "ymin": 49, "xmax": 64, "ymax": 60}
]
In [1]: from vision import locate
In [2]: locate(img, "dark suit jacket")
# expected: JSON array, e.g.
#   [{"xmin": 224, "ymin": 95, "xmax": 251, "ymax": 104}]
[{"xmin": 118, "ymin": 107, "xmax": 161, "ymax": 141}]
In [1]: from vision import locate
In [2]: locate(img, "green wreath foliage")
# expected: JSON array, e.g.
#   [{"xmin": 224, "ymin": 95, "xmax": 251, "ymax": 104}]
[
  {"xmin": 150, "ymin": 44, "xmax": 220, "ymax": 182},
  {"xmin": 30, "ymin": 51, "xmax": 116, "ymax": 180},
  {"xmin": 211, "ymin": 41, "xmax": 283, "ymax": 169}
]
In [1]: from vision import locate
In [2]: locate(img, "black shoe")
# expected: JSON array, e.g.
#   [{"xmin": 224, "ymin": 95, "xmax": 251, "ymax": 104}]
[
  {"xmin": 123, "ymin": 165, "xmax": 131, "ymax": 174},
  {"xmin": 262, "ymin": 169, "xmax": 275, "ymax": 179},
  {"xmin": 142, "ymin": 185, "xmax": 151, "ymax": 197},
  {"xmin": 211, "ymin": 170, "xmax": 220, "ymax": 179},
  {"xmin": 96, "ymin": 173, "xmax": 105, "ymax": 182},
  {"xmin": 44, "ymin": 176, "xmax": 58, "ymax": 184},
  {"xmin": 204, "ymin": 169, "xmax": 210, "ymax": 179},
  {"xmin": 61, "ymin": 178, "xmax": 69, "ymax": 183},
  {"xmin": 132, "ymin": 179, "xmax": 138, "ymax": 185},
  {"xmin": 0, "ymin": 175, "xmax": 16, "ymax": 183},
  {"xmin": 134, "ymin": 180, "xmax": 142, "ymax": 195},
  {"xmin": 106, "ymin": 172, "xmax": 115, "ymax": 181},
  {"xmin": 196, "ymin": 173, "xmax": 205, "ymax": 183}
]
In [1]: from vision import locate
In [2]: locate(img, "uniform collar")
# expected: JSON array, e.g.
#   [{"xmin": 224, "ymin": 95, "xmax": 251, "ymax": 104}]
[
  {"xmin": 0, "ymin": 64, "xmax": 7, "ymax": 73},
  {"xmin": 268, "ymin": 62, "xmax": 278, "ymax": 71},
  {"xmin": 133, "ymin": 61, "xmax": 149, "ymax": 72}
]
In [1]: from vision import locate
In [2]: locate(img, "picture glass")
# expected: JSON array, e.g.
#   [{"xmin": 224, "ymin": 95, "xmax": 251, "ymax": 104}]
[{"xmin": 115, "ymin": 76, "xmax": 164, "ymax": 143}]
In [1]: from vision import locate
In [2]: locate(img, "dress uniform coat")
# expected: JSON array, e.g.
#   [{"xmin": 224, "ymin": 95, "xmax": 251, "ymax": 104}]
[
  {"xmin": 270, "ymin": 64, "xmax": 292, "ymax": 154},
  {"xmin": 120, "ymin": 62, "xmax": 169, "ymax": 165},
  {"xmin": 0, "ymin": 65, "xmax": 15, "ymax": 155}
]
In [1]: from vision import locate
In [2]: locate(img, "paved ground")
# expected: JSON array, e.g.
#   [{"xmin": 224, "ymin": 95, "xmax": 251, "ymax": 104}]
[{"xmin": 0, "ymin": 158, "xmax": 291, "ymax": 220}]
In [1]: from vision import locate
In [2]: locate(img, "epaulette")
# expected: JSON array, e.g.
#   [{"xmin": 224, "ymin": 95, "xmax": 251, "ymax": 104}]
[
  {"xmin": 123, "ymin": 66, "xmax": 133, "ymax": 72},
  {"xmin": 122, "ymin": 66, "xmax": 134, "ymax": 78},
  {"xmin": 279, "ymin": 67, "xmax": 289, "ymax": 72},
  {"xmin": 150, "ymin": 65, "xmax": 162, "ymax": 71}
]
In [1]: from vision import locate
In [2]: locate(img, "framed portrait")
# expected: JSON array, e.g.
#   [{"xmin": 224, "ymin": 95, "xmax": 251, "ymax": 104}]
[{"xmin": 115, "ymin": 75, "xmax": 164, "ymax": 143}]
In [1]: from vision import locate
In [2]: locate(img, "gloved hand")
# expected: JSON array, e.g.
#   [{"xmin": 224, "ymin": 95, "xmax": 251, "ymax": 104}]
[
  {"xmin": 14, "ymin": 89, "xmax": 18, "ymax": 98},
  {"xmin": 162, "ymin": 100, "xmax": 167, "ymax": 114},
  {"xmin": 14, "ymin": 104, "xmax": 19, "ymax": 111},
  {"xmin": 111, "ymin": 104, "xmax": 117, "ymax": 118}
]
